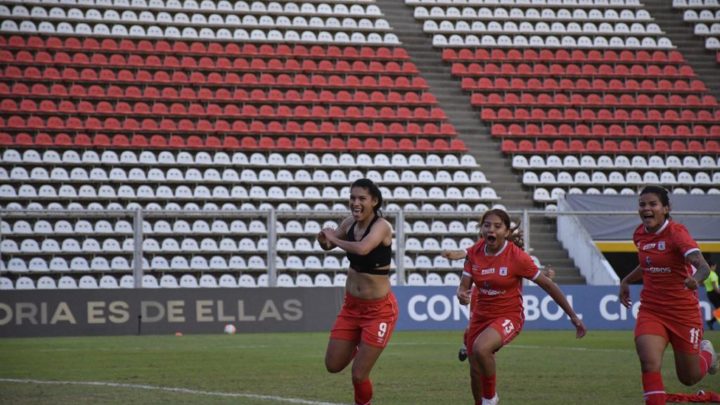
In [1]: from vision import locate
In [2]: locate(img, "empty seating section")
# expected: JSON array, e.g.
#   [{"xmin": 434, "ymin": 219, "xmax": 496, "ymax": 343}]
[
  {"xmin": 672, "ymin": 0, "xmax": 720, "ymax": 62},
  {"xmin": 0, "ymin": 0, "xmax": 500, "ymax": 288},
  {"xmin": 410, "ymin": 0, "xmax": 673, "ymax": 49},
  {"xmin": 0, "ymin": 36, "xmax": 472, "ymax": 151},
  {"xmin": 0, "ymin": 1, "xmax": 398, "ymax": 43},
  {"xmin": 0, "ymin": 205, "xmax": 482, "ymax": 288},
  {"xmin": 403, "ymin": 0, "xmax": 720, "ymax": 206}
]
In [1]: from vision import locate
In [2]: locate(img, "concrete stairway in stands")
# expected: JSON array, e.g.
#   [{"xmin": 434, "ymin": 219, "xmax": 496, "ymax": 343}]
[
  {"xmin": 376, "ymin": 0, "xmax": 586, "ymax": 283},
  {"xmin": 644, "ymin": 0, "xmax": 720, "ymax": 100}
]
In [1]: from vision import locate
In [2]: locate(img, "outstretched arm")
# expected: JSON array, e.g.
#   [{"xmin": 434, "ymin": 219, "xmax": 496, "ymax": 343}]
[
  {"xmin": 456, "ymin": 275, "xmax": 472, "ymax": 305},
  {"xmin": 535, "ymin": 274, "xmax": 587, "ymax": 338},
  {"xmin": 619, "ymin": 265, "xmax": 642, "ymax": 308},
  {"xmin": 442, "ymin": 249, "xmax": 467, "ymax": 261},
  {"xmin": 542, "ymin": 264, "xmax": 555, "ymax": 280}
]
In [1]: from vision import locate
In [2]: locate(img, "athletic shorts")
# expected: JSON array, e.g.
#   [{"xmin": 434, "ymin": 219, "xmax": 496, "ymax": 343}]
[
  {"xmin": 330, "ymin": 292, "xmax": 398, "ymax": 348},
  {"xmin": 635, "ymin": 308, "xmax": 703, "ymax": 354},
  {"xmin": 465, "ymin": 315, "xmax": 523, "ymax": 357}
]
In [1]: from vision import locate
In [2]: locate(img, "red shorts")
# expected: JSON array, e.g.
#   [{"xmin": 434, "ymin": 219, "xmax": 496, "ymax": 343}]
[
  {"xmin": 465, "ymin": 315, "xmax": 523, "ymax": 356},
  {"xmin": 634, "ymin": 308, "xmax": 703, "ymax": 354},
  {"xmin": 330, "ymin": 292, "xmax": 398, "ymax": 348}
]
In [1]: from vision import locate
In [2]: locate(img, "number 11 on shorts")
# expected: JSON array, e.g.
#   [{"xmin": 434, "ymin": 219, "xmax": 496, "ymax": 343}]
[{"xmin": 689, "ymin": 327, "xmax": 700, "ymax": 346}]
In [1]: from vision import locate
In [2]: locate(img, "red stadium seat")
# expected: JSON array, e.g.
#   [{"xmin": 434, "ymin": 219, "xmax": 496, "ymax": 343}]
[{"xmin": 149, "ymin": 135, "xmax": 166, "ymax": 147}]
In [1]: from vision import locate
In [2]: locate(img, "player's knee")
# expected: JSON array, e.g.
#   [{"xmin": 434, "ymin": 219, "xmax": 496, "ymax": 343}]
[
  {"xmin": 676, "ymin": 371, "xmax": 700, "ymax": 386},
  {"xmin": 472, "ymin": 344, "xmax": 493, "ymax": 360},
  {"xmin": 638, "ymin": 354, "xmax": 662, "ymax": 373},
  {"xmin": 325, "ymin": 358, "xmax": 344, "ymax": 373},
  {"xmin": 677, "ymin": 375, "xmax": 697, "ymax": 386}
]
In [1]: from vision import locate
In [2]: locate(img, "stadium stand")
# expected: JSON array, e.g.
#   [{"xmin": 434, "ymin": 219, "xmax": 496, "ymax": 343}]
[
  {"xmin": 1, "ymin": 0, "xmax": 717, "ymax": 289},
  {"xmin": 0, "ymin": 0, "xmax": 499, "ymax": 289},
  {"xmin": 402, "ymin": 0, "xmax": 720, "ymax": 208},
  {"xmin": 673, "ymin": 0, "xmax": 720, "ymax": 62}
]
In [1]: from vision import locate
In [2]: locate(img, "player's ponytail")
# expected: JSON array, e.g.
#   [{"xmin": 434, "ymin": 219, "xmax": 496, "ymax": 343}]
[{"xmin": 479, "ymin": 208, "xmax": 524, "ymax": 249}]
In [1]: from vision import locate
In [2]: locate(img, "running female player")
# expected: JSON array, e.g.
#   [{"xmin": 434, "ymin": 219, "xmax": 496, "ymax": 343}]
[
  {"xmin": 457, "ymin": 208, "xmax": 586, "ymax": 405},
  {"xmin": 317, "ymin": 178, "xmax": 397, "ymax": 405},
  {"xmin": 619, "ymin": 185, "xmax": 718, "ymax": 405},
  {"xmin": 442, "ymin": 250, "xmax": 555, "ymax": 362}
]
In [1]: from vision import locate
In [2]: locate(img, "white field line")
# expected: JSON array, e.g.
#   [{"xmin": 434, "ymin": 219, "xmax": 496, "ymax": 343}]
[{"xmin": 0, "ymin": 378, "xmax": 346, "ymax": 405}]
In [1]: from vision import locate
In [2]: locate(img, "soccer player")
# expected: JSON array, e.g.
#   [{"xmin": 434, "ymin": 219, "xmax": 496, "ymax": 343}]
[
  {"xmin": 457, "ymin": 208, "xmax": 586, "ymax": 405},
  {"xmin": 703, "ymin": 260, "xmax": 720, "ymax": 330},
  {"xmin": 317, "ymin": 178, "xmax": 397, "ymax": 405},
  {"xmin": 619, "ymin": 185, "xmax": 718, "ymax": 405},
  {"xmin": 441, "ymin": 250, "xmax": 556, "ymax": 362}
]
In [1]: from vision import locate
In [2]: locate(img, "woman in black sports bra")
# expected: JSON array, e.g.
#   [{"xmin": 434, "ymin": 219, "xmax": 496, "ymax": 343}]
[{"xmin": 317, "ymin": 178, "xmax": 397, "ymax": 405}]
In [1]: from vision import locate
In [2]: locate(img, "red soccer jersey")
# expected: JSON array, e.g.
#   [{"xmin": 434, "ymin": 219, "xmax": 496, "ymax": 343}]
[
  {"xmin": 633, "ymin": 220, "xmax": 701, "ymax": 316},
  {"xmin": 463, "ymin": 239, "xmax": 541, "ymax": 321}
]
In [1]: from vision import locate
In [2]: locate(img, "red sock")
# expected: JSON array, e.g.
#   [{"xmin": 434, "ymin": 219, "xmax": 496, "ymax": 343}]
[
  {"xmin": 642, "ymin": 371, "xmax": 665, "ymax": 405},
  {"xmin": 353, "ymin": 379, "xmax": 372, "ymax": 405},
  {"xmin": 480, "ymin": 374, "xmax": 496, "ymax": 400},
  {"xmin": 698, "ymin": 349, "xmax": 713, "ymax": 377}
]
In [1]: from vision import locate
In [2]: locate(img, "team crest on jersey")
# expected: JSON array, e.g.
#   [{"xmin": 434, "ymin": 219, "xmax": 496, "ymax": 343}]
[
  {"xmin": 658, "ymin": 241, "xmax": 665, "ymax": 251},
  {"xmin": 499, "ymin": 267, "xmax": 508, "ymax": 276}
]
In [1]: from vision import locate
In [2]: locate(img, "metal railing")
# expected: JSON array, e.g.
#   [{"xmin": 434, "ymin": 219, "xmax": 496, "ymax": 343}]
[{"xmin": 1, "ymin": 208, "xmax": 717, "ymax": 287}]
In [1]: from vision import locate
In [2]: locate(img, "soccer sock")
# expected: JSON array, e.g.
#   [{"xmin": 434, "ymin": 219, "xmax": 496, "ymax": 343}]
[
  {"xmin": 353, "ymin": 378, "xmax": 372, "ymax": 405},
  {"xmin": 480, "ymin": 374, "xmax": 496, "ymax": 400},
  {"xmin": 699, "ymin": 349, "xmax": 713, "ymax": 376},
  {"xmin": 642, "ymin": 371, "xmax": 665, "ymax": 405}
]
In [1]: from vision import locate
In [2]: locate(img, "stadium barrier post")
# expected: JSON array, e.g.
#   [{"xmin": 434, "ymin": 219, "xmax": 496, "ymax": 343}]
[
  {"xmin": 132, "ymin": 208, "xmax": 144, "ymax": 288},
  {"xmin": 523, "ymin": 209, "xmax": 531, "ymax": 254},
  {"xmin": 395, "ymin": 210, "xmax": 405, "ymax": 286},
  {"xmin": 266, "ymin": 208, "xmax": 277, "ymax": 287}
]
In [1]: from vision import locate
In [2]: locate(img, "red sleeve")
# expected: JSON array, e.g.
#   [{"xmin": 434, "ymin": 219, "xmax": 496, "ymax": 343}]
[
  {"xmin": 515, "ymin": 247, "xmax": 541, "ymax": 280},
  {"xmin": 463, "ymin": 242, "xmax": 481, "ymax": 278},
  {"xmin": 462, "ymin": 256, "xmax": 472, "ymax": 278},
  {"xmin": 671, "ymin": 223, "xmax": 699, "ymax": 257}
]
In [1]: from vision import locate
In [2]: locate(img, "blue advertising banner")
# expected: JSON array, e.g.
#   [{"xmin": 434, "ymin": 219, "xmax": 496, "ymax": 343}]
[{"xmin": 393, "ymin": 286, "xmax": 717, "ymax": 331}]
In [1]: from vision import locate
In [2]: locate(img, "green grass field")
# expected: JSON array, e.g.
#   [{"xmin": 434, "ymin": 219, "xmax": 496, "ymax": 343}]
[{"xmin": 1, "ymin": 330, "xmax": 718, "ymax": 405}]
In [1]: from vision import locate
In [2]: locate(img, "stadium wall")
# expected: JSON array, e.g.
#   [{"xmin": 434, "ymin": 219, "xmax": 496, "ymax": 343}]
[{"xmin": 0, "ymin": 286, "xmax": 715, "ymax": 337}]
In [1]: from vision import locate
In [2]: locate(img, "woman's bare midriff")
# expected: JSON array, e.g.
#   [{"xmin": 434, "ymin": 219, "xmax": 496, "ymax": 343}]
[{"xmin": 345, "ymin": 267, "xmax": 391, "ymax": 300}]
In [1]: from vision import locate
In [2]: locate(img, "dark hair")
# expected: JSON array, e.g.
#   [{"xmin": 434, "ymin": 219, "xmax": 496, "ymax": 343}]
[
  {"xmin": 479, "ymin": 208, "xmax": 523, "ymax": 249},
  {"xmin": 639, "ymin": 185, "xmax": 671, "ymax": 219},
  {"xmin": 351, "ymin": 178, "xmax": 383, "ymax": 216}
]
